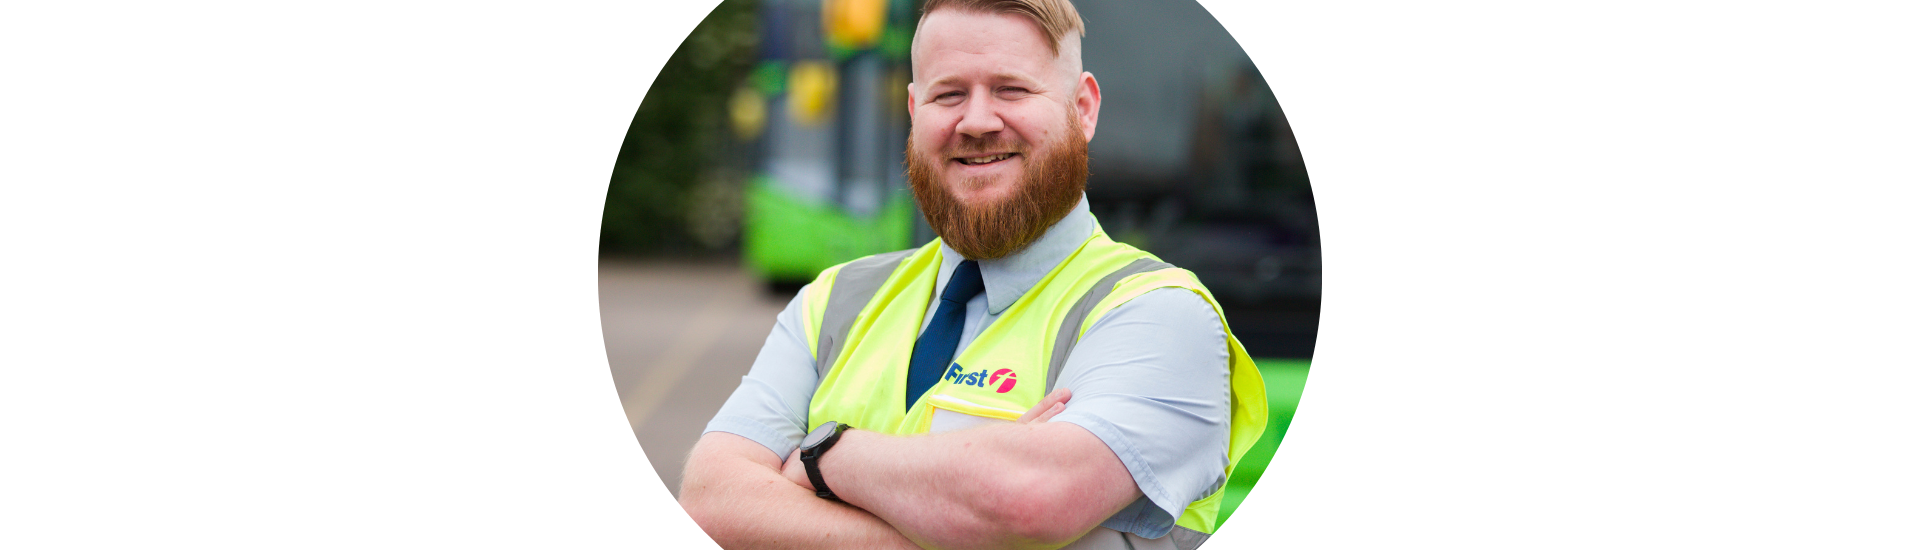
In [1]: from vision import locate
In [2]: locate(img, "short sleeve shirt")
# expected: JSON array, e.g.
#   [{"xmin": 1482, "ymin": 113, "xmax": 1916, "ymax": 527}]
[{"xmin": 703, "ymin": 196, "xmax": 1231, "ymax": 539}]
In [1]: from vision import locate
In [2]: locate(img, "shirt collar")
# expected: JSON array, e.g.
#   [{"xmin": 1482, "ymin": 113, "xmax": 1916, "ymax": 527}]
[{"xmin": 936, "ymin": 193, "xmax": 1094, "ymax": 315}]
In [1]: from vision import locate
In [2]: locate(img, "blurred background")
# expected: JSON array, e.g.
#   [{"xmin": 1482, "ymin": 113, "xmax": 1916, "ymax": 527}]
[{"xmin": 600, "ymin": 0, "xmax": 1315, "ymax": 524}]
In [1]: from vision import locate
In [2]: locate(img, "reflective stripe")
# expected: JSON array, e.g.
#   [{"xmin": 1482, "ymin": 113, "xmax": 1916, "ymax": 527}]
[
  {"xmin": 802, "ymin": 265, "xmax": 839, "ymax": 358},
  {"xmin": 1045, "ymin": 257, "xmax": 1173, "ymax": 394},
  {"xmin": 815, "ymin": 249, "xmax": 915, "ymax": 380}
]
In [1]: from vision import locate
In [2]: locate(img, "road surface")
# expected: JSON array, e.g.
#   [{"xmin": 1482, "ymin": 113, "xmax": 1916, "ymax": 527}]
[{"xmin": 599, "ymin": 259, "xmax": 792, "ymax": 498}]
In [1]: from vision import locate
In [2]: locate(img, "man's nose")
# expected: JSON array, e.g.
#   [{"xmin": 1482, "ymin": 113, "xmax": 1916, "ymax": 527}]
[{"xmin": 953, "ymin": 92, "xmax": 1004, "ymax": 139}]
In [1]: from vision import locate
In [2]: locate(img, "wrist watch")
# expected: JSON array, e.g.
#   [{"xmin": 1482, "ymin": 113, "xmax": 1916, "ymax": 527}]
[{"xmin": 798, "ymin": 421, "xmax": 852, "ymax": 501}]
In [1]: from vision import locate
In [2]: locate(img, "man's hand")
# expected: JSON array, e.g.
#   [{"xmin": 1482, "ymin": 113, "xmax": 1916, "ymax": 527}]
[
  {"xmin": 782, "ymin": 446, "xmax": 812, "ymax": 491},
  {"xmin": 785, "ymin": 388, "xmax": 1076, "ymax": 491}
]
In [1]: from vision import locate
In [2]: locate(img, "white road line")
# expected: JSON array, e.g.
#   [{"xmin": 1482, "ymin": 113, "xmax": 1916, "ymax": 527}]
[{"xmin": 621, "ymin": 284, "xmax": 750, "ymax": 431}]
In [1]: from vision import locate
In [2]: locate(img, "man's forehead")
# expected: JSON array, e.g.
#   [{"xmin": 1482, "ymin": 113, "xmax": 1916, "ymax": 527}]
[{"xmin": 911, "ymin": 9, "xmax": 1077, "ymax": 84}]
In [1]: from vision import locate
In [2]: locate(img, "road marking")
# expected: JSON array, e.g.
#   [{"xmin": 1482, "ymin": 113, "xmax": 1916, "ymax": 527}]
[{"xmin": 621, "ymin": 283, "xmax": 750, "ymax": 430}]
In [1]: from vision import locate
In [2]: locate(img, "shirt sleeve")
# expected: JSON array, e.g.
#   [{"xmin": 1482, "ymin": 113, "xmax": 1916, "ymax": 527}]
[
  {"xmin": 1048, "ymin": 287, "xmax": 1232, "ymax": 539},
  {"xmin": 701, "ymin": 284, "xmax": 819, "ymax": 463}
]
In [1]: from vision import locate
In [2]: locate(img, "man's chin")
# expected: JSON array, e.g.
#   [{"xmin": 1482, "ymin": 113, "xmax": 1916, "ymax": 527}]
[
  {"xmin": 942, "ymin": 164, "xmax": 1023, "ymax": 190},
  {"xmin": 944, "ymin": 180, "xmax": 1024, "ymax": 208}
]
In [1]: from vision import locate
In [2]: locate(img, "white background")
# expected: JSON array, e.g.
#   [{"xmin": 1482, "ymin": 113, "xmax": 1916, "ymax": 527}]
[{"xmin": 3, "ymin": 0, "xmax": 1914, "ymax": 547}]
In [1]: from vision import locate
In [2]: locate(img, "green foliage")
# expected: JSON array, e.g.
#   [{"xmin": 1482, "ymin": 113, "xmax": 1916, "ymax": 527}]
[{"xmin": 602, "ymin": 0, "xmax": 759, "ymax": 256}]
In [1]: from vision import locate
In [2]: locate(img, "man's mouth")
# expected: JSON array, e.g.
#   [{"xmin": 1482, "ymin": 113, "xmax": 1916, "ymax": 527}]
[{"xmin": 954, "ymin": 153, "xmax": 1017, "ymax": 166}]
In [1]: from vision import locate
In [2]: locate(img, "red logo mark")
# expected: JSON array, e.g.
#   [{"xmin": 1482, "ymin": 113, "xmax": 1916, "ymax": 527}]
[{"xmin": 989, "ymin": 368, "xmax": 1018, "ymax": 394}]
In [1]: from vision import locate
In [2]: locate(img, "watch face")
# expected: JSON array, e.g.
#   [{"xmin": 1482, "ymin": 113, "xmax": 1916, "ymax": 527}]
[{"xmin": 801, "ymin": 421, "xmax": 837, "ymax": 448}]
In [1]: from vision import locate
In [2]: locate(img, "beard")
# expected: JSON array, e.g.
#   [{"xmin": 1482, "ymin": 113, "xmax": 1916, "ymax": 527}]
[{"xmin": 906, "ymin": 112, "xmax": 1089, "ymax": 260}]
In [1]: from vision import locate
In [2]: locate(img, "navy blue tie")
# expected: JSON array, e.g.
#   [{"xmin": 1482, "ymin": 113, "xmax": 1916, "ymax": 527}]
[{"xmin": 905, "ymin": 260, "xmax": 984, "ymax": 412}]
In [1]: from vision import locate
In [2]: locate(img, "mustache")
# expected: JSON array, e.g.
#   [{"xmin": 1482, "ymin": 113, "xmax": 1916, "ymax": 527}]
[{"xmin": 944, "ymin": 135, "xmax": 1029, "ymax": 157}]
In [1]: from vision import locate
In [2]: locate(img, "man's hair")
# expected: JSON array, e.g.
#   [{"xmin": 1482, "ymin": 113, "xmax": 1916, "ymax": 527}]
[{"xmin": 917, "ymin": 0, "xmax": 1085, "ymax": 56}]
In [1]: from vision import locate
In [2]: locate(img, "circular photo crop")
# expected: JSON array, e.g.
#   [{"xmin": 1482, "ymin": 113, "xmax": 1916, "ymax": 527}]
[{"xmin": 598, "ymin": 0, "xmax": 1314, "ymax": 546}]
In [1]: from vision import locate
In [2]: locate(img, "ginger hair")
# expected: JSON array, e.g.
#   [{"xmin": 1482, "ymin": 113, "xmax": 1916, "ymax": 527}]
[{"xmin": 916, "ymin": 0, "xmax": 1085, "ymax": 56}]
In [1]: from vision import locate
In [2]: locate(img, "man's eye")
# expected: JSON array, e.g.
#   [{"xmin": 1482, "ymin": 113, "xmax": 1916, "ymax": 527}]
[
  {"xmin": 998, "ymin": 87, "xmax": 1029, "ymax": 96},
  {"xmin": 934, "ymin": 91, "xmax": 964, "ymax": 103}
]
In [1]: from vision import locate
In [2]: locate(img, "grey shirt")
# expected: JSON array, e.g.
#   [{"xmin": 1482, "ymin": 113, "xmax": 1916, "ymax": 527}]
[{"xmin": 703, "ymin": 196, "xmax": 1231, "ymax": 539}]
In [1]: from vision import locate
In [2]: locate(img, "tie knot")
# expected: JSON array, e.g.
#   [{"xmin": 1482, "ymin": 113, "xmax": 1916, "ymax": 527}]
[{"xmin": 941, "ymin": 260, "xmax": 984, "ymax": 305}]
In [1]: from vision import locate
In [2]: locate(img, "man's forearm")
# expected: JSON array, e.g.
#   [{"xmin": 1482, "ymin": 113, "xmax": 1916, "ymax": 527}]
[
  {"xmin": 816, "ymin": 421, "xmax": 1140, "ymax": 550},
  {"xmin": 679, "ymin": 432, "xmax": 918, "ymax": 550}
]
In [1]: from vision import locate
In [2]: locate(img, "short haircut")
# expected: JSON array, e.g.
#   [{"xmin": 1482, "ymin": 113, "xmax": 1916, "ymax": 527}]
[{"xmin": 918, "ymin": 0, "xmax": 1086, "ymax": 56}]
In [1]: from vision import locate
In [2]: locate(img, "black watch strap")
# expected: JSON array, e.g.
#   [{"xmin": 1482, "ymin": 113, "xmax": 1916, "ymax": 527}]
[
  {"xmin": 804, "ymin": 456, "xmax": 837, "ymax": 501},
  {"xmin": 800, "ymin": 421, "xmax": 852, "ymax": 501}
]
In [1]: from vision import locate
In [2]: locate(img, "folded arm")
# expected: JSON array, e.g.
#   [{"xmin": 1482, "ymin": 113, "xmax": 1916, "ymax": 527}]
[
  {"xmin": 782, "ymin": 389, "xmax": 1143, "ymax": 550},
  {"xmin": 678, "ymin": 431, "xmax": 920, "ymax": 550},
  {"xmin": 681, "ymin": 282, "xmax": 1225, "ymax": 549}
]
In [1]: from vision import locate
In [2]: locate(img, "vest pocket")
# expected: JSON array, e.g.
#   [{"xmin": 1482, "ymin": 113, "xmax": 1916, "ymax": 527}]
[{"xmin": 925, "ymin": 394, "xmax": 1022, "ymax": 433}]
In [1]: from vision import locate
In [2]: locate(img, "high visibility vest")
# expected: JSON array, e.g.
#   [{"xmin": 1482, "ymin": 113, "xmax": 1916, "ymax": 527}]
[{"xmin": 800, "ymin": 229, "xmax": 1266, "ymax": 546}]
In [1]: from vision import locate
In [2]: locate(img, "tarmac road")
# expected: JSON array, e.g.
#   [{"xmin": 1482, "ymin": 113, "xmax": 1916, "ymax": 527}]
[{"xmin": 598, "ymin": 259, "xmax": 792, "ymax": 498}]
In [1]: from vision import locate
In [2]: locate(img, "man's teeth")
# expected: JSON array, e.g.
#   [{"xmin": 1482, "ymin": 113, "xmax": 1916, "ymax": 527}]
[{"xmin": 961, "ymin": 153, "xmax": 1012, "ymax": 165}]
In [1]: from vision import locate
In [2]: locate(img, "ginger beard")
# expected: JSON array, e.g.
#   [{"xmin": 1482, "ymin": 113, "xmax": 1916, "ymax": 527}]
[{"xmin": 907, "ymin": 111, "xmax": 1088, "ymax": 260}]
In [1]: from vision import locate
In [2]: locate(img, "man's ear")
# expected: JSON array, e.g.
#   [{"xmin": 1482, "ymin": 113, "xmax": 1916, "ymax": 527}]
[
  {"xmin": 1075, "ymin": 72, "xmax": 1101, "ymax": 142},
  {"xmin": 906, "ymin": 82, "xmax": 919, "ymax": 119}
]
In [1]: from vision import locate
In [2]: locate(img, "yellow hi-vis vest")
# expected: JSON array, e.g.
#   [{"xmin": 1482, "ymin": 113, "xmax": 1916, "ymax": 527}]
[{"xmin": 798, "ymin": 229, "xmax": 1266, "ymax": 544}]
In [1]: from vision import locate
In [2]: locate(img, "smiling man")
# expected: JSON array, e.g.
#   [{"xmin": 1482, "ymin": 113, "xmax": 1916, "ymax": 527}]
[{"xmin": 678, "ymin": 1, "xmax": 1266, "ymax": 549}]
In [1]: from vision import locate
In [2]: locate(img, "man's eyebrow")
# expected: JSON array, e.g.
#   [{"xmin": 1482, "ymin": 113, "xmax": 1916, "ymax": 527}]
[{"xmin": 925, "ymin": 72, "xmax": 1041, "ymax": 89}]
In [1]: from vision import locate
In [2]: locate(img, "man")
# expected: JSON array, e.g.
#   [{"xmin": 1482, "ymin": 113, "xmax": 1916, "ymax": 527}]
[{"xmin": 678, "ymin": 1, "xmax": 1266, "ymax": 548}]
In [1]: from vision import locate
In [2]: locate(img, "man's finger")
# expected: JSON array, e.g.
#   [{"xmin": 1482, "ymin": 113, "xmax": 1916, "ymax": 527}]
[
  {"xmin": 1017, "ymin": 388, "xmax": 1072, "ymax": 423},
  {"xmin": 1031, "ymin": 402, "xmax": 1066, "ymax": 423}
]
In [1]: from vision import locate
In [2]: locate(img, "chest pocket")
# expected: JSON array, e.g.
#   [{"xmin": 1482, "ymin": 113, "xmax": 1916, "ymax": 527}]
[{"xmin": 922, "ymin": 363, "xmax": 1031, "ymax": 431}]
